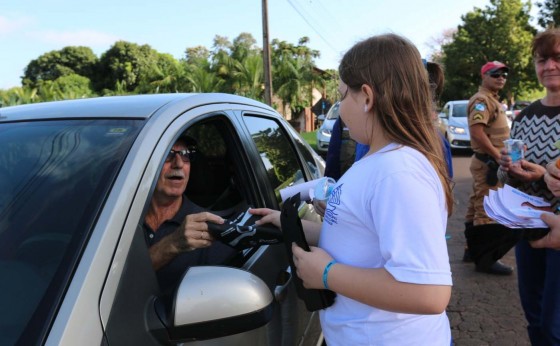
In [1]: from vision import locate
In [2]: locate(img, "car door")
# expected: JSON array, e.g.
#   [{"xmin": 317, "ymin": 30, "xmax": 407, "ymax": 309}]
[
  {"xmin": 236, "ymin": 110, "xmax": 325, "ymax": 345},
  {"xmin": 99, "ymin": 102, "xmax": 323, "ymax": 345}
]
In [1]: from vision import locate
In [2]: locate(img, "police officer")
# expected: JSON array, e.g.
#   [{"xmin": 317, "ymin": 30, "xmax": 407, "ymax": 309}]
[{"xmin": 463, "ymin": 61, "xmax": 513, "ymax": 275}]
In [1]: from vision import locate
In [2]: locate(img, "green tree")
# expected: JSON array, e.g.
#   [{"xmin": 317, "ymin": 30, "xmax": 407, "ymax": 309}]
[
  {"xmin": 95, "ymin": 41, "xmax": 159, "ymax": 93},
  {"xmin": 185, "ymin": 64, "xmax": 224, "ymax": 92},
  {"xmin": 136, "ymin": 53, "xmax": 184, "ymax": 93},
  {"xmin": 231, "ymin": 55, "xmax": 264, "ymax": 100},
  {"xmin": 441, "ymin": 0, "xmax": 537, "ymax": 102},
  {"xmin": 271, "ymin": 37, "xmax": 321, "ymax": 116},
  {"xmin": 537, "ymin": 0, "xmax": 560, "ymax": 28},
  {"xmin": 22, "ymin": 46, "xmax": 98, "ymax": 88},
  {"xmin": 50, "ymin": 74, "xmax": 94, "ymax": 99},
  {"xmin": 0, "ymin": 87, "xmax": 38, "ymax": 107},
  {"xmin": 231, "ymin": 33, "xmax": 258, "ymax": 62}
]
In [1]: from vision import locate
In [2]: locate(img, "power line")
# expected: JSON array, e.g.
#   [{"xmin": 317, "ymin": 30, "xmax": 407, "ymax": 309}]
[{"xmin": 285, "ymin": 0, "xmax": 339, "ymax": 54}]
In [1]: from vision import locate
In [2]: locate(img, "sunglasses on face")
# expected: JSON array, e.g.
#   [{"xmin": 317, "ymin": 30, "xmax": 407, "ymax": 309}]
[
  {"xmin": 487, "ymin": 72, "xmax": 508, "ymax": 79},
  {"xmin": 165, "ymin": 148, "xmax": 195, "ymax": 163}
]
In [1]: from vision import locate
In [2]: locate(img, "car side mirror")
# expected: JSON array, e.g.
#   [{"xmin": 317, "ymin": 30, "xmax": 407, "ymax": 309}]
[
  {"xmin": 438, "ymin": 112, "xmax": 447, "ymax": 119},
  {"xmin": 153, "ymin": 266, "xmax": 274, "ymax": 343}
]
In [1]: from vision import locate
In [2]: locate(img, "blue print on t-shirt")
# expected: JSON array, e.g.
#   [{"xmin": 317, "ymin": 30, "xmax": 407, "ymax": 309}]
[{"xmin": 324, "ymin": 184, "xmax": 342, "ymax": 225}]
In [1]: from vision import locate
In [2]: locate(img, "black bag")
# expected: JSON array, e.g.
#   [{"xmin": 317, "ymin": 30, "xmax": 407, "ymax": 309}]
[{"xmin": 280, "ymin": 193, "xmax": 336, "ymax": 311}]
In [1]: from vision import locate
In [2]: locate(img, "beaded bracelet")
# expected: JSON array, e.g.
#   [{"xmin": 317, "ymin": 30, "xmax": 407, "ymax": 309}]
[{"xmin": 322, "ymin": 260, "xmax": 337, "ymax": 290}]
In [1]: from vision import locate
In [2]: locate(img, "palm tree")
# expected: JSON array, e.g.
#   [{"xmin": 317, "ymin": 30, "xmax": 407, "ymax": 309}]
[
  {"xmin": 231, "ymin": 55, "xmax": 264, "ymax": 100},
  {"xmin": 185, "ymin": 64, "xmax": 224, "ymax": 92}
]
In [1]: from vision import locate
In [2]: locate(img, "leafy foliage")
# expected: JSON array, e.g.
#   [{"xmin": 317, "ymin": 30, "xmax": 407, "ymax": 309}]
[
  {"xmin": 22, "ymin": 46, "xmax": 98, "ymax": 88},
  {"xmin": 537, "ymin": 0, "xmax": 560, "ymax": 28},
  {"xmin": 441, "ymin": 0, "xmax": 537, "ymax": 102}
]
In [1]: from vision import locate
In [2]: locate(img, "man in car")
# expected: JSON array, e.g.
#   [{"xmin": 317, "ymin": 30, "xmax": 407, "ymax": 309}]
[
  {"xmin": 144, "ymin": 135, "xmax": 236, "ymax": 293},
  {"xmin": 463, "ymin": 61, "xmax": 513, "ymax": 275}
]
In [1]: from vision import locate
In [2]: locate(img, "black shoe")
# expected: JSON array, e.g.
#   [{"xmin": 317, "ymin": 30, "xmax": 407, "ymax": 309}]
[
  {"xmin": 462, "ymin": 248, "xmax": 473, "ymax": 263},
  {"xmin": 476, "ymin": 260, "xmax": 514, "ymax": 275}
]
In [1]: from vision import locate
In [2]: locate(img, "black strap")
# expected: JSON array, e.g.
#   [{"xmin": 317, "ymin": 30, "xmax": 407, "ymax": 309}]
[{"xmin": 474, "ymin": 152, "xmax": 492, "ymax": 162}]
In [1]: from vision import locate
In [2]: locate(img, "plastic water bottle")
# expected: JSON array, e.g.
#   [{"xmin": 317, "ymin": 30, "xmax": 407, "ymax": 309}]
[{"xmin": 314, "ymin": 177, "xmax": 336, "ymax": 201}]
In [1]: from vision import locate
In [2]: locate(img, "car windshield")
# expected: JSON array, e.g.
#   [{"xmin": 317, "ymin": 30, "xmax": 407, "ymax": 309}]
[
  {"xmin": 0, "ymin": 119, "xmax": 142, "ymax": 345},
  {"xmin": 453, "ymin": 103, "xmax": 468, "ymax": 117},
  {"xmin": 325, "ymin": 103, "xmax": 340, "ymax": 120}
]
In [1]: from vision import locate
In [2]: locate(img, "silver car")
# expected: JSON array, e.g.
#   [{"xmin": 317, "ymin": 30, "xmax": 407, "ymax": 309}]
[
  {"xmin": 0, "ymin": 93, "xmax": 325, "ymax": 345},
  {"xmin": 315, "ymin": 102, "xmax": 340, "ymax": 154},
  {"xmin": 437, "ymin": 100, "xmax": 471, "ymax": 150}
]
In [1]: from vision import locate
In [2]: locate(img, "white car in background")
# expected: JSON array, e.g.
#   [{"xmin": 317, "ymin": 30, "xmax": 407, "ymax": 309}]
[
  {"xmin": 316, "ymin": 102, "xmax": 340, "ymax": 154},
  {"xmin": 437, "ymin": 100, "xmax": 471, "ymax": 150}
]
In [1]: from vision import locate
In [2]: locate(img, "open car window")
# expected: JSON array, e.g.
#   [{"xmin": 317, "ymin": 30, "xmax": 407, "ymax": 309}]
[{"xmin": 183, "ymin": 116, "xmax": 249, "ymax": 217}]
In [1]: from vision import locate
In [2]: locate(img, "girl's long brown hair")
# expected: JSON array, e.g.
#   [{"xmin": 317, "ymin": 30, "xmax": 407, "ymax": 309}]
[{"xmin": 339, "ymin": 34, "xmax": 453, "ymax": 215}]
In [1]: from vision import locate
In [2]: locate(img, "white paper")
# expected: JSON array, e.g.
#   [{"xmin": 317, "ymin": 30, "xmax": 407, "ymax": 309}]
[
  {"xmin": 279, "ymin": 178, "xmax": 324, "ymax": 202},
  {"xmin": 483, "ymin": 184, "xmax": 553, "ymax": 228}
]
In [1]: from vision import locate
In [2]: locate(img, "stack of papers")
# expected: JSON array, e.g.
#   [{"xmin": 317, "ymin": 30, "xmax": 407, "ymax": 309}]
[{"xmin": 484, "ymin": 184, "xmax": 553, "ymax": 228}]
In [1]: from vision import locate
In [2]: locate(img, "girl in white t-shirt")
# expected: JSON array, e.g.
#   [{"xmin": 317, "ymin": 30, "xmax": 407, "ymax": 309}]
[{"xmin": 252, "ymin": 33, "xmax": 454, "ymax": 345}]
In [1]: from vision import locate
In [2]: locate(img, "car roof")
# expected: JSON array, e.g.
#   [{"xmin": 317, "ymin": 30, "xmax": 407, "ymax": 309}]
[{"xmin": 0, "ymin": 93, "xmax": 274, "ymax": 122}]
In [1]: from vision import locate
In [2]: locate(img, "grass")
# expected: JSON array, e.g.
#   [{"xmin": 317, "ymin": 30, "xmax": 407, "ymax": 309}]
[{"xmin": 300, "ymin": 131, "xmax": 318, "ymax": 151}]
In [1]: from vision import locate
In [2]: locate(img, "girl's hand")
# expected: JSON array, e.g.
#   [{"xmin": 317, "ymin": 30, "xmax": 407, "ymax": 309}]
[
  {"xmin": 292, "ymin": 244, "xmax": 333, "ymax": 289},
  {"xmin": 312, "ymin": 199, "xmax": 326, "ymax": 217},
  {"xmin": 250, "ymin": 208, "xmax": 281, "ymax": 228}
]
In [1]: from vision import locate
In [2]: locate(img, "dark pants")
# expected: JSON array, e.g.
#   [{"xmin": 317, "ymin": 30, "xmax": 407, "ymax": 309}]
[{"xmin": 516, "ymin": 239, "xmax": 560, "ymax": 345}]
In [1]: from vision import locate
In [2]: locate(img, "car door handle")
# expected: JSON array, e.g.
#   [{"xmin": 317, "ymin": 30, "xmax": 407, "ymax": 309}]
[{"xmin": 274, "ymin": 266, "xmax": 293, "ymax": 302}]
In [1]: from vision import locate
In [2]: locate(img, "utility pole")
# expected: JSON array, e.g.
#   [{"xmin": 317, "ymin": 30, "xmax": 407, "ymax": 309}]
[{"xmin": 262, "ymin": 0, "xmax": 273, "ymax": 106}]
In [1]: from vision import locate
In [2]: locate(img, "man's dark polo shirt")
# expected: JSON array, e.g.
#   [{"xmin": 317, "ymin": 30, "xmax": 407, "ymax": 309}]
[{"xmin": 144, "ymin": 195, "xmax": 236, "ymax": 293}]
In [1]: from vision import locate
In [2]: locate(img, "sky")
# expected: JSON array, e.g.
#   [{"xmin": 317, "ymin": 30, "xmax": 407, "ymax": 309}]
[{"xmin": 0, "ymin": 0, "xmax": 538, "ymax": 90}]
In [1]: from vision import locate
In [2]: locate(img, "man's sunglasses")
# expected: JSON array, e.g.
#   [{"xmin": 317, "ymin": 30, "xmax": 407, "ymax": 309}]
[
  {"xmin": 165, "ymin": 148, "xmax": 196, "ymax": 163},
  {"xmin": 487, "ymin": 72, "xmax": 508, "ymax": 79}
]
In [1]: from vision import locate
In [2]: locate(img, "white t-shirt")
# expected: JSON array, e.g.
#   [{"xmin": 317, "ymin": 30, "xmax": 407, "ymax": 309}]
[{"xmin": 319, "ymin": 143, "xmax": 452, "ymax": 346}]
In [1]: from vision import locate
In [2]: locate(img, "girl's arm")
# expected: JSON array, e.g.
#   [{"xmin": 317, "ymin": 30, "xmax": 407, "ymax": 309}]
[
  {"xmin": 293, "ymin": 245, "xmax": 451, "ymax": 314},
  {"xmin": 250, "ymin": 208, "xmax": 322, "ymax": 246},
  {"xmin": 328, "ymin": 264, "xmax": 451, "ymax": 314}
]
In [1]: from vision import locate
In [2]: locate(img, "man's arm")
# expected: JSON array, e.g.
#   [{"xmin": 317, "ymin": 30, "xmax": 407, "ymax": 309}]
[{"xmin": 470, "ymin": 123, "xmax": 501, "ymax": 160}]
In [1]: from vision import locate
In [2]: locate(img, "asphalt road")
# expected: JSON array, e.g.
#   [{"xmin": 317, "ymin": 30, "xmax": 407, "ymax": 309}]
[{"xmin": 447, "ymin": 150, "xmax": 530, "ymax": 346}]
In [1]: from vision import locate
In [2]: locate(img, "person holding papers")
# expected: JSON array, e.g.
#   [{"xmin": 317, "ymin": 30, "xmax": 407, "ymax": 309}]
[{"xmin": 498, "ymin": 28, "xmax": 560, "ymax": 345}]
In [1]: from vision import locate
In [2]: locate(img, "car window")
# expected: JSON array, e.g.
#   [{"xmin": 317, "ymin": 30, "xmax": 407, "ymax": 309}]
[
  {"xmin": 0, "ymin": 119, "xmax": 142, "ymax": 345},
  {"xmin": 184, "ymin": 117, "xmax": 247, "ymax": 216},
  {"xmin": 243, "ymin": 115, "xmax": 306, "ymax": 205},
  {"xmin": 325, "ymin": 102, "xmax": 340, "ymax": 120},
  {"xmin": 442, "ymin": 104, "xmax": 450, "ymax": 117},
  {"xmin": 453, "ymin": 103, "xmax": 468, "ymax": 117},
  {"xmin": 285, "ymin": 125, "xmax": 321, "ymax": 180}
]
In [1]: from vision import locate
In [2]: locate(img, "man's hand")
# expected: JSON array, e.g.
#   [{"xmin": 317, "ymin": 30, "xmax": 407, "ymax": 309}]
[
  {"xmin": 173, "ymin": 212, "xmax": 223, "ymax": 251},
  {"xmin": 149, "ymin": 212, "xmax": 223, "ymax": 270}
]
